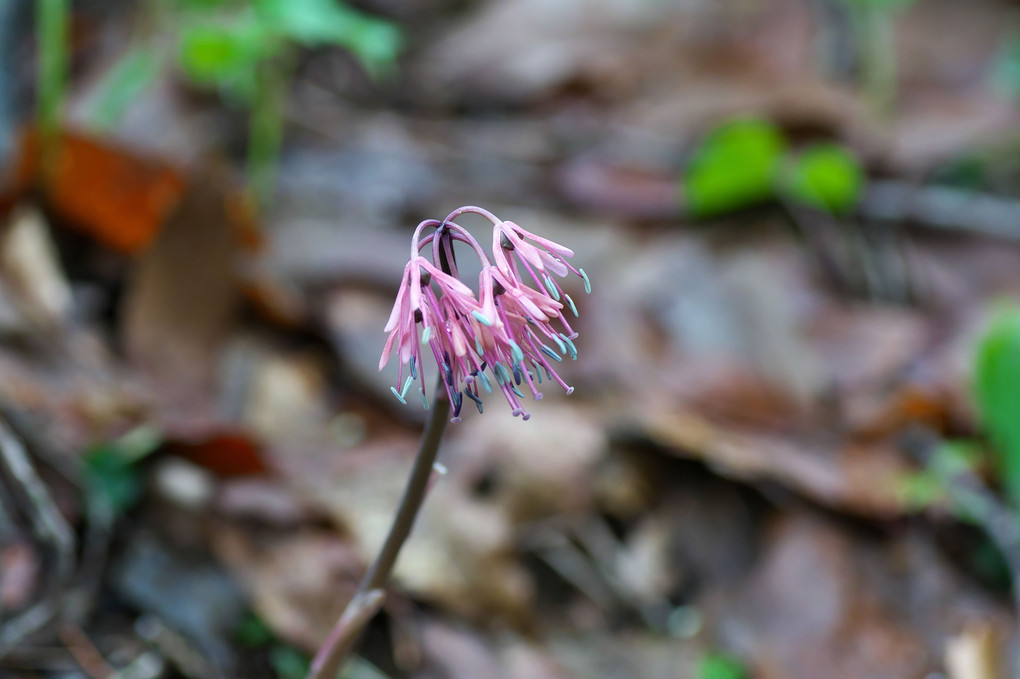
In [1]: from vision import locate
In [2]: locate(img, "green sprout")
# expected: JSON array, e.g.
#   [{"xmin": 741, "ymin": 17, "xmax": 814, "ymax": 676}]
[
  {"xmin": 84, "ymin": 0, "xmax": 403, "ymax": 211},
  {"xmin": 683, "ymin": 118, "xmax": 865, "ymax": 218}
]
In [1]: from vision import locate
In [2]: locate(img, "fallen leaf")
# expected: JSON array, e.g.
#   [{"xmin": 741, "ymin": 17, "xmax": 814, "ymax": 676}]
[{"xmin": 16, "ymin": 128, "xmax": 186, "ymax": 254}]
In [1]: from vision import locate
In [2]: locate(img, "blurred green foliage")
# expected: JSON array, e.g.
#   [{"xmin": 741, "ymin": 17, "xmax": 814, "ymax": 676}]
[
  {"xmin": 992, "ymin": 34, "xmax": 1020, "ymax": 101},
  {"xmin": 173, "ymin": 0, "xmax": 401, "ymax": 102},
  {"xmin": 36, "ymin": 0, "xmax": 69, "ymax": 144},
  {"xmin": 696, "ymin": 652, "xmax": 748, "ymax": 679},
  {"xmin": 683, "ymin": 118, "xmax": 865, "ymax": 218},
  {"xmin": 974, "ymin": 307, "xmax": 1020, "ymax": 506},
  {"xmin": 835, "ymin": 0, "xmax": 916, "ymax": 9},
  {"xmin": 783, "ymin": 144, "xmax": 864, "ymax": 215},
  {"xmin": 685, "ymin": 119, "xmax": 787, "ymax": 218},
  {"xmin": 85, "ymin": 0, "xmax": 401, "ymax": 208},
  {"xmin": 83, "ymin": 426, "xmax": 162, "ymax": 515},
  {"xmin": 84, "ymin": 47, "xmax": 162, "ymax": 130}
]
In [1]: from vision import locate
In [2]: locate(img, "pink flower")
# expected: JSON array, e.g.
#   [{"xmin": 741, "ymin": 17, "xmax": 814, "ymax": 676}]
[{"xmin": 379, "ymin": 207, "xmax": 590, "ymax": 422}]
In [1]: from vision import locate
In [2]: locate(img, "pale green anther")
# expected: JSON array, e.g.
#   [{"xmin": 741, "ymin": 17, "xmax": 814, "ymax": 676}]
[
  {"xmin": 559, "ymin": 333, "xmax": 577, "ymax": 359},
  {"xmin": 552, "ymin": 334, "xmax": 567, "ymax": 354},
  {"xmin": 564, "ymin": 294, "xmax": 578, "ymax": 317},
  {"xmin": 478, "ymin": 372, "xmax": 493, "ymax": 393},
  {"xmin": 472, "ymin": 310, "xmax": 493, "ymax": 327},
  {"xmin": 532, "ymin": 360, "xmax": 543, "ymax": 383},
  {"xmin": 540, "ymin": 345, "xmax": 562, "ymax": 362},
  {"xmin": 421, "ymin": 326, "xmax": 432, "ymax": 345},
  {"xmin": 400, "ymin": 376, "xmax": 414, "ymax": 398},
  {"xmin": 544, "ymin": 276, "xmax": 560, "ymax": 301},
  {"xmin": 510, "ymin": 341, "xmax": 524, "ymax": 363},
  {"xmin": 390, "ymin": 386, "xmax": 406, "ymax": 404},
  {"xmin": 475, "ymin": 338, "xmax": 484, "ymax": 356},
  {"xmin": 579, "ymin": 268, "xmax": 591, "ymax": 294},
  {"xmin": 419, "ymin": 387, "xmax": 430, "ymax": 410},
  {"xmin": 511, "ymin": 384, "xmax": 524, "ymax": 398},
  {"xmin": 494, "ymin": 362, "xmax": 510, "ymax": 385}
]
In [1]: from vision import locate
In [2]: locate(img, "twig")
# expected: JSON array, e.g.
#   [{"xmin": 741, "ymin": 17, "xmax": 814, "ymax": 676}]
[
  {"xmin": 307, "ymin": 389, "xmax": 450, "ymax": 679},
  {"xmin": 0, "ymin": 415, "xmax": 75, "ymax": 656},
  {"xmin": 860, "ymin": 180, "xmax": 1020, "ymax": 242},
  {"xmin": 59, "ymin": 623, "xmax": 117, "ymax": 679},
  {"xmin": 910, "ymin": 433, "xmax": 1020, "ymax": 676}
]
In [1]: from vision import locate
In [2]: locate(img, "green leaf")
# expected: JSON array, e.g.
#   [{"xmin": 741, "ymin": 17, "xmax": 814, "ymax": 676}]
[
  {"xmin": 177, "ymin": 16, "xmax": 272, "ymax": 99},
  {"xmin": 684, "ymin": 118, "xmax": 787, "ymax": 218},
  {"xmin": 269, "ymin": 645, "xmax": 311, "ymax": 679},
  {"xmin": 235, "ymin": 614, "xmax": 274, "ymax": 647},
  {"xmin": 836, "ymin": 0, "xmax": 916, "ymax": 9},
  {"xmin": 783, "ymin": 144, "xmax": 864, "ymax": 214},
  {"xmin": 974, "ymin": 307, "xmax": 1020, "ymax": 505},
  {"xmin": 255, "ymin": 0, "xmax": 401, "ymax": 74},
  {"xmin": 696, "ymin": 653, "xmax": 747, "ymax": 679},
  {"xmin": 83, "ymin": 47, "xmax": 162, "ymax": 130},
  {"xmin": 83, "ymin": 426, "xmax": 162, "ymax": 515}
]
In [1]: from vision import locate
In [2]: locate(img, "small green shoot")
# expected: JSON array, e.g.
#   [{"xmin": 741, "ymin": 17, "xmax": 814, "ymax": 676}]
[
  {"xmin": 83, "ymin": 426, "xmax": 162, "ymax": 515},
  {"xmin": 974, "ymin": 307, "xmax": 1020, "ymax": 506},
  {"xmin": 88, "ymin": 0, "xmax": 402, "ymax": 210},
  {"xmin": 781, "ymin": 144, "xmax": 864, "ymax": 215},
  {"xmin": 36, "ymin": 0, "xmax": 70, "ymax": 163},
  {"xmin": 696, "ymin": 652, "xmax": 748, "ymax": 679},
  {"xmin": 82, "ymin": 47, "xmax": 163, "ymax": 131},
  {"xmin": 684, "ymin": 118, "xmax": 787, "ymax": 218}
]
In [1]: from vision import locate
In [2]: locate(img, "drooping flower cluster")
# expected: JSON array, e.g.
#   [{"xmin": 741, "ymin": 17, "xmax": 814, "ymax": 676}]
[{"xmin": 379, "ymin": 206, "xmax": 590, "ymax": 422}]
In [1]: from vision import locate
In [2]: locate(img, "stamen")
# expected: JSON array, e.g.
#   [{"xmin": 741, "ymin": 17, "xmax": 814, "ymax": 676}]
[
  {"xmin": 400, "ymin": 376, "xmax": 413, "ymax": 398},
  {"xmin": 478, "ymin": 372, "xmax": 493, "ymax": 393},
  {"xmin": 559, "ymin": 333, "xmax": 577, "ymax": 360},
  {"xmin": 551, "ymin": 334, "xmax": 567, "ymax": 354},
  {"xmin": 511, "ymin": 384, "xmax": 524, "ymax": 398},
  {"xmin": 564, "ymin": 294, "xmax": 578, "ymax": 317},
  {"xmin": 390, "ymin": 386, "xmax": 407, "ymax": 404},
  {"xmin": 509, "ymin": 340, "xmax": 524, "ymax": 364},
  {"xmin": 543, "ymin": 275, "xmax": 560, "ymax": 301},
  {"xmin": 452, "ymin": 391, "xmax": 463, "ymax": 418},
  {"xmin": 539, "ymin": 345, "xmax": 563, "ymax": 362},
  {"xmin": 443, "ymin": 362, "xmax": 453, "ymax": 386},
  {"xmin": 512, "ymin": 363, "xmax": 522, "ymax": 385},
  {"xmin": 421, "ymin": 326, "xmax": 432, "ymax": 345},
  {"xmin": 414, "ymin": 308, "xmax": 423, "ymax": 323},
  {"xmin": 410, "ymin": 355, "xmax": 417, "ymax": 379},
  {"xmin": 494, "ymin": 362, "xmax": 510, "ymax": 385},
  {"xmin": 579, "ymin": 268, "xmax": 591, "ymax": 294},
  {"xmin": 475, "ymin": 337, "xmax": 484, "ymax": 357},
  {"xmin": 464, "ymin": 389, "xmax": 483, "ymax": 405},
  {"xmin": 532, "ymin": 359, "xmax": 543, "ymax": 383},
  {"xmin": 420, "ymin": 269, "xmax": 432, "ymax": 286},
  {"xmin": 501, "ymin": 232, "xmax": 515, "ymax": 250},
  {"xmin": 472, "ymin": 310, "xmax": 493, "ymax": 327},
  {"xmin": 419, "ymin": 387, "xmax": 430, "ymax": 410}
]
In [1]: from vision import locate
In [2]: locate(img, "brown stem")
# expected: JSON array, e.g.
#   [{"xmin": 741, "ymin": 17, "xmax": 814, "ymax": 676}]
[{"xmin": 307, "ymin": 389, "xmax": 450, "ymax": 679}]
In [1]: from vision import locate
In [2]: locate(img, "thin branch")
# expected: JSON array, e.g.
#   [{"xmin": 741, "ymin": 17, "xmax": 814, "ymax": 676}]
[
  {"xmin": 859, "ymin": 180, "xmax": 1020, "ymax": 242},
  {"xmin": 0, "ymin": 415, "xmax": 75, "ymax": 655}
]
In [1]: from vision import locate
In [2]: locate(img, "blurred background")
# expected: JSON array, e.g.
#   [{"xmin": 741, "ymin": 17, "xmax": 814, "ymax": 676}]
[{"xmin": 2, "ymin": 0, "xmax": 1020, "ymax": 677}]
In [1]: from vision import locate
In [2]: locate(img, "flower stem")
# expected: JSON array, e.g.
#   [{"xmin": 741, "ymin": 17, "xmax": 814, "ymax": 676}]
[{"xmin": 307, "ymin": 388, "xmax": 450, "ymax": 679}]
